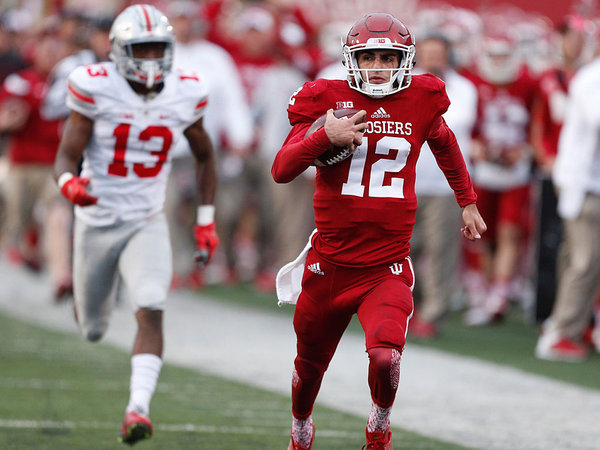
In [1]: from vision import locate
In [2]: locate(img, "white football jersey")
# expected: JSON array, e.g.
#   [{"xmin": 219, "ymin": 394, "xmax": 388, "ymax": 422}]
[{"xmin": 67, "ymin": 62, "xmax": 208, "ymax": 226}]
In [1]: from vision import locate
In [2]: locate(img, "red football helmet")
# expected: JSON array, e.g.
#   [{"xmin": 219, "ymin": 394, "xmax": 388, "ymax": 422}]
[
  {"xmin": 476, "ymin": 33, "xmax": 521, "ymax": 84},
  {"xmin": 343, "ymin": 13, "xmax": 415, "ymax": 97}
]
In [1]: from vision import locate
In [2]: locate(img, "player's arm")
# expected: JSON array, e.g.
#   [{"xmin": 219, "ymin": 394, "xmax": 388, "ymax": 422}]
[
  {"xmin": 184, "ymin": 117, "xmax": 219, "ymax": 265},
  {"xmin": 271, "ymin": 109, "xmax": 366, "ymax": 183},
  {"xmin": 427, "ymin": 115, "xmax": 486, "ymax": 240},
  {"xmin": 54, "ymin": 110, "xmax": 98, "ymax": 206},
  {"xmin": 0, "ymin": 97, "xmax": 29, "ymax": 133}
]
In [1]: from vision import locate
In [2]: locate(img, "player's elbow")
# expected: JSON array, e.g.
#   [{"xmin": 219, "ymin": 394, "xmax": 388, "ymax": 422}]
[{"xmin": 271, "ymin": 162, "xmax": 294, "ymax": 184}]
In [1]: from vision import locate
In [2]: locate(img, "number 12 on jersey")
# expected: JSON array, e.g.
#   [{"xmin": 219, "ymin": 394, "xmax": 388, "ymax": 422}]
[{"xmin": 341, "ymin": 136, "xmax": 411, "ymax": 198}]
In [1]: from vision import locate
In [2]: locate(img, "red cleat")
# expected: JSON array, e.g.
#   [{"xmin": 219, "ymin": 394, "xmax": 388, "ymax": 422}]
[
  {"xmin": 120, "ymin": 411, "xmax": 153, "ymax": 445},
  {"xmin": 363, "ymin": 427, "xmax": 393, "ymax": 449},
  {"xmin": 288, "ymin": 423, "xmax": 314, "ymax": 450}
]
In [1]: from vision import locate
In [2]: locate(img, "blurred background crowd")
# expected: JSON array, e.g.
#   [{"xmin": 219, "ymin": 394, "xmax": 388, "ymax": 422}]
[{"xmin": 1, "ymin": 0, "xmax": 599, "ymax": 359}]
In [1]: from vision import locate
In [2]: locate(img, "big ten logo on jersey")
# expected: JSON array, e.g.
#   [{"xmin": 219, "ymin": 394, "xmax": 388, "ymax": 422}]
[{"xmin": 86, "ymin": 64, "xmax": 108, "ymax": 77}]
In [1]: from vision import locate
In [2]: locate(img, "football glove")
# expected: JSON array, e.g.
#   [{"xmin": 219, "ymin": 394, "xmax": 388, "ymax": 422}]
[
  {"xmin": 59, "ymin": 174, "xmax": 98, "ymax": 206},
  {"xmin": 194, "ymin": 222, "xmax": 219, "ymax": 266}
]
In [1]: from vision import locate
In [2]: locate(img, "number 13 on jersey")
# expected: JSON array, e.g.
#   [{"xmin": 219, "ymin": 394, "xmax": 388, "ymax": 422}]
[
  {"xmin": 341, "ymin": 136, "xmax": 411, "ymax": 198},
  {"xmin": 108, "ymin": 124, "xmax": 173, "ymax": 178}
]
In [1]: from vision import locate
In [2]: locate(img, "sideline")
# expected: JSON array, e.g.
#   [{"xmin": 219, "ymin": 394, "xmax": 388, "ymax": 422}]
[{"xmin": 1, "ymin": 261, "xmax": 599, "ymax": 450}]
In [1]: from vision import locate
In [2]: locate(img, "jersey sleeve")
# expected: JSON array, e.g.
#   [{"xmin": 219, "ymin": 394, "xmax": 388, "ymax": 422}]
[
  {"xmin": 176, "ymin": 70, "xmax": 210, "ymax": 124},
  {"xmin": 432, "ymin": 75, "xmax": 451, "ymax": 118},
  {"xmin": 66, "ymin": 65, "xmax": 99, "ymax": 119},
  {"xmin": 271, "ymin": 124, "xmax": 331, "ymax": 183},
  {"xmin": 287, "ymin": 79, "xmax": 330, "ymax": 126},
  {"xmin": 273, "ymin": 79, "xmax": 332, "ymax": 182},
  {"xmin": 427, "ymin": 115, "xmax": 477, "ymax": 207}
]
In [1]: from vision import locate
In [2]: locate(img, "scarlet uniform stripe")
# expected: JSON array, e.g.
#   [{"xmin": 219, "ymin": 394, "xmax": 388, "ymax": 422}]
[
  {"xmin": 68, "ymin": 83, "xmax": 95, "ymax": 104},
  {"xmin": 195, "ymin": 98, "xmax": 208, "ymax": 110},
  {"xmin": 140, "ymin": 5, "xmax": 152, "ymax": 32}
]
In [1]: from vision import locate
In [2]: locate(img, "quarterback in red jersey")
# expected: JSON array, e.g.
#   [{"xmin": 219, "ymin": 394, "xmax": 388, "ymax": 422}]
[{"xmin": 272, "ymin": 13, "xmax": 486, "ymax": 450}]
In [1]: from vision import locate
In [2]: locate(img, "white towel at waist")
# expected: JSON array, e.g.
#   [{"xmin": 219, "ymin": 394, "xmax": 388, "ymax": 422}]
[{"xmin": 275, "ymin": 229, "xmax": 316, "ymax": 306}]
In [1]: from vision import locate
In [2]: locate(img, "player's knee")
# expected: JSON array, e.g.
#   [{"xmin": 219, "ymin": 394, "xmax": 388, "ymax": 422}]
[
  {"xmin": 294, "ymin": 356, "xmax": 327, "ymax": 381},
  {"xmin": 134, "ymin": 286, "xmax": 167, "ymax": 311},
  {"xmin": 367, "ymin": 347, "xmax": 400, "ymax": 376},
  {"xmin": 371, "ymin": 319, "xmax": 407, "ymax": 351}
]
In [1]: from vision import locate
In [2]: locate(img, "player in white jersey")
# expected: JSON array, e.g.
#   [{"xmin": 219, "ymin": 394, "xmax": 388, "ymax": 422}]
[{"xmin": 53, "ymin": 5, "xmax": 218, "ymax": 445}]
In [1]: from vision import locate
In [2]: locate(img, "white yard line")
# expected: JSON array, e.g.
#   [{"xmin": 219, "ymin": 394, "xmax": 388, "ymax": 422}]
[
  {"xmin": 1, "ymin": 261, "xmax": 599, "ymax": 449},
  {"xmin": 0, "ymin": 419, "xmax": 362, "ymax": 438}
]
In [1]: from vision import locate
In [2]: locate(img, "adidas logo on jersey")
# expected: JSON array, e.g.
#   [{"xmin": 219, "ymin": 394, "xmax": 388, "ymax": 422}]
[
  {"xmin": 307, "ymin": 262, "xmax": 325, "ymax": 275},
  {"xmin": 371, "ymin": 107, "xmax": 391, "ymax": 118}
]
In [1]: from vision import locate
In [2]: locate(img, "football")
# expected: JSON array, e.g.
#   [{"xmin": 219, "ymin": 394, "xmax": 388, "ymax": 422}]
[{"xmin": 305, "ymin": 108, "xmax": 365, "ymax": 167}]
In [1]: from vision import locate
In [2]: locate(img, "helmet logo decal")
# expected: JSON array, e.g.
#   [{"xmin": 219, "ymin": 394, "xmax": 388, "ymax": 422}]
[{"xmin": 140, "ymin": 5, "xmax": 152, "ymax": 32}]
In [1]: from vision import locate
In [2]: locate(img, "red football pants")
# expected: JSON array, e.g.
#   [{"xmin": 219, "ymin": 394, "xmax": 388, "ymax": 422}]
[{"xmin": 291, "ymin": 248, "xmax": 414, "ymax": 418}]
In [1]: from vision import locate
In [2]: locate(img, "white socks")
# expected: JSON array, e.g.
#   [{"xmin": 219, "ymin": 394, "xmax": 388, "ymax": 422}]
[
  {"xmin": 126, "ymin": 353, "xmax": 163, "ymax": 417},
  {"xmin": 291, "ymin": 415, "xmax": 314, "ymax": 448},
  {"xmin": 367, "ymin": 402, "xmax": 392, "ymax": 433}
]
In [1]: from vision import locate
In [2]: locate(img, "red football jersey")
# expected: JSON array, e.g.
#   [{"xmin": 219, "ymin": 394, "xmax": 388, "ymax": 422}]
[
  {"xmin": 0, "ymin": 68, "xmax": 62, "ymax": 165},
  {"xmin": 470, "ymin": 69, "xmax": 538, "ymax": 149},
  {"xmin": 272, "ymin": 75, "xmax": 476, "ymax": 267},
  {"xmin": 533, "ymin": 68, "xmax": 573, "ymax": 159}
]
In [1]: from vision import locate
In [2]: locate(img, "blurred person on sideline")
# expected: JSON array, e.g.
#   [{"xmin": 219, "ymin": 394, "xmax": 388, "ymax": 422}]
[
  {"xmin": 530, "ymin": 15, "xmax": 588, "ymax": 322},
  {"xmin": 251, "ymin": 20, "xmax": 311, "ymax": 290},
  {"xmin": 0, "ymin": 34, "xmax": 73, "ymax": 300},
  {"xmin": 462, "ymin": 32, "xmax": 538, "ymax": 326},
  {"xmin": 231, "ymin": 4, "xmax": 281, "ymax": 289},
  {"xmin": 166, "ymin": 0, "xmax": 252, "ymax": 289},
  {"xmin": 222, "ymin": 3, "xmax": 297, "ymax": 290},
  {"xmin": 41, "ymin": 15, "xmax": 113, "ymax": 121},
  {"xmin": 272, "ymin": 13, "xmax": 486, "ymax": 449},
  {"xmin": 0, "ymin": 17, "xmax": 26, "ymax": 84},
  {"xmin": 53, "ymin": 5, "xmax": 218, "ymax": 444},
  {"xmin": 408, "ymin": 34, "xmax": 478, "ymax": 338},
  {"xmin": 534, "ymin": 38, "xmax": 600, "ymax": 362}
]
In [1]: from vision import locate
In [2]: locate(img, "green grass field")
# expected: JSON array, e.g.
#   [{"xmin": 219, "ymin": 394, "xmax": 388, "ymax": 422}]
[
  {"xmin": 0, "ymin": 312, "xmax": 463, "ymax": 449},
  {"xmin": 201, "ymin": 283, "xmax": 600, "ymax": 391}
]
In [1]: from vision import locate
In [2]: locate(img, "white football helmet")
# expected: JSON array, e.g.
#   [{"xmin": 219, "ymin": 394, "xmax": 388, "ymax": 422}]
[
  {"xmin": 109, "ymin": 4, "xmax": 175, "ymax": 88},
  {"xmin": 343, "ymin": 13, "xmax": 416, "ymax": 98},
  {"xmin": 477, "ymin": 34, "xmax": 521, "ymax": 84}
]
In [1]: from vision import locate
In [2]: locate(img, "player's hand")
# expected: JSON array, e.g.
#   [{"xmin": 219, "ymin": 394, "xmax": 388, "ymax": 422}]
[
  {"xmin": 497, "ymin": 145, "xmax": 525, "ymax": 167},
  {"xmin": 461, "ymin": 203, "xmax": 487, "ymax": 241},
  {"xmin": 324, "ymin": 108, "xmax": 367, "ymax": 150},
  {"xmin": 60, "ymin": 175, "xmax": 98, "ymax": 206},
  {"xmin": 194, "ymin": 223, "xmax": 219, "ymax": 266},
  {"xmin": 0, "ymin": 98, "xmax": 29, "ymax": 133}
]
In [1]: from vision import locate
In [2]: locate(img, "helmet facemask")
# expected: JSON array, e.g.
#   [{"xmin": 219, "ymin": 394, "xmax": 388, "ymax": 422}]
[
  {"xmin": 342, "ymin": 14, "xmax": 416, "ymax": 98},
  {"xmin": 477, "ymin": 37, "xmax": 520, "ymax": 85},
  {"xmin": 115, "ymin": 41, "xmax": 174, "ymax": 88},
  {"xmin": 343, "ymin": 40, "xmax": 415, "ymax": 97}
]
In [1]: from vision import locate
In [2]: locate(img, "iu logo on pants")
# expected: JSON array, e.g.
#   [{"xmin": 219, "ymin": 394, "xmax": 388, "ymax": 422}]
[{"xmin": 389, "ymin": 262, "xmax": 403, "ymax": 275}]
